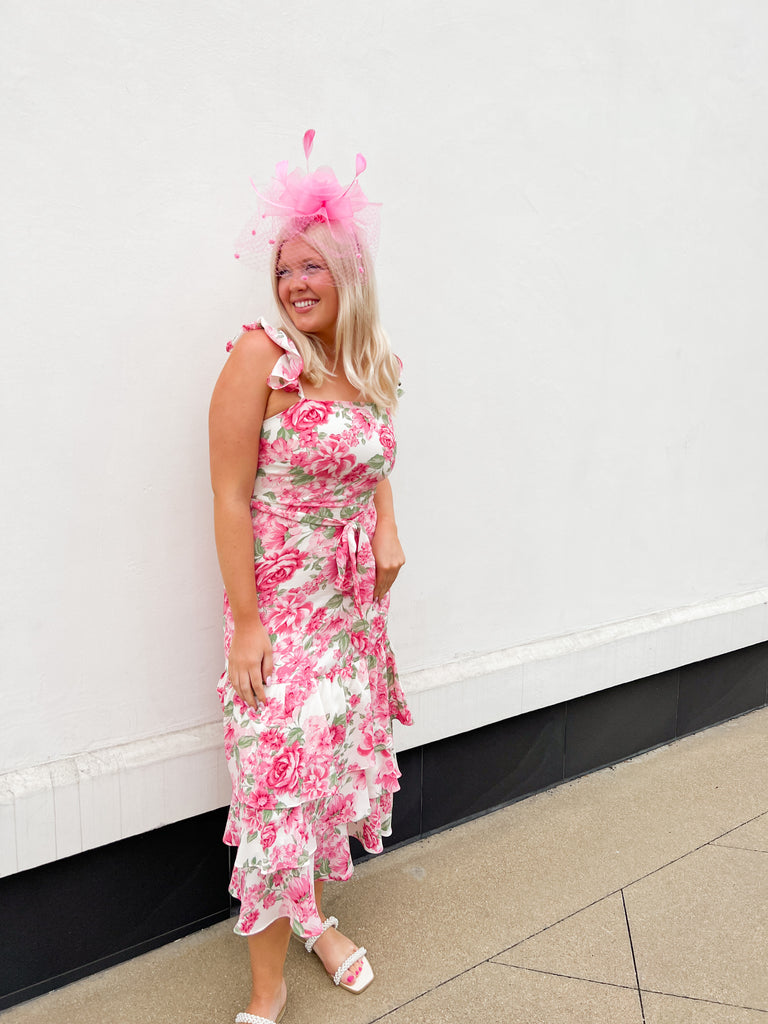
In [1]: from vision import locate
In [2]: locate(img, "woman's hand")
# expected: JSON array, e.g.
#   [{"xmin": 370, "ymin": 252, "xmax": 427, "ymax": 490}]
[
  {"xmin": 227, "ymin": 619, "xmax": 274, "ymax": 708},
  {"xmin": 371, "ymin": 518, "xmax": 405, "ymax": 602}
]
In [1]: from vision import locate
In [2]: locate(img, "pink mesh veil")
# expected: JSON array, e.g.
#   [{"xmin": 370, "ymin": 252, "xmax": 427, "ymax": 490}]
[{"xmin": 234, "ymin": 130, "xmax": 381, "ymax": 285}]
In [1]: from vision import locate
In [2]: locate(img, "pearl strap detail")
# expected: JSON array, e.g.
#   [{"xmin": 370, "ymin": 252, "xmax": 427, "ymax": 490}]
[
  {"xmin": 235, "ymin": 1014, "xmax": 278, "ymax": 1024},
  {"xmin": 332, "ymin": 945, "xmax": 367, "ymax": 987},
  {"xmin": 304, "ymin": 915, "xmax": 338, "ymax": 953}
]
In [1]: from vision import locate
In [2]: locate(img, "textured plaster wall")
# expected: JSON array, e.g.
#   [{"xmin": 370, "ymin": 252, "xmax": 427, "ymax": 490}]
[{"xmin": 2, "ymin": 1, "xmax": 768, "ymax": 869}]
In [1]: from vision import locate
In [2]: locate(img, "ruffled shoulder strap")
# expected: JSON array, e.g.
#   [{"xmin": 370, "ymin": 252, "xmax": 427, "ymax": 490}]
[{"xmin": 226, "ymin": 317, "xmax": 304, "ymax": 395}]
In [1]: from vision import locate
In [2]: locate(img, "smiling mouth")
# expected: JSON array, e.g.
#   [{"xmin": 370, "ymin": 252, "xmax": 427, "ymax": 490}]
[{"xmin": 293, "ymin": 299, "xmax": 318, "ymax": 309}]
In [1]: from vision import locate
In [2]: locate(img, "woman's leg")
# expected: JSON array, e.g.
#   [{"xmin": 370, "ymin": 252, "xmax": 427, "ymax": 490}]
[
  {"xmin": 311, "ymin": 879, "xmax": 366, "ymax": 983},
  {"xmin": 245, "ymin": 917, "xmax": 291, "ymax": 1019}
]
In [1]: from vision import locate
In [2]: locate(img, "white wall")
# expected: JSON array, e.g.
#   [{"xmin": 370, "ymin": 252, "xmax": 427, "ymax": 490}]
[{"xmin": 3, "ymin": 1, "xmax": 768, "ymax": 873}]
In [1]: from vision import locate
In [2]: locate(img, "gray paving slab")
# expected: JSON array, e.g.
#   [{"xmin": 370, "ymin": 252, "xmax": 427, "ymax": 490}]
[
  {"xmin": 492, "ymin": 891, "xmax": 637, "ymax": 988},
  {"xmin": 1, "ymin": 706, "xmax": 766, "ymax": 1024},
  {"xmin": 376, "ymin": 962, "xmax": 645, "ymax": 1024},
  {"xmin": 625, "ymin": 844, "xmax": 768, "ymax": 1010}
]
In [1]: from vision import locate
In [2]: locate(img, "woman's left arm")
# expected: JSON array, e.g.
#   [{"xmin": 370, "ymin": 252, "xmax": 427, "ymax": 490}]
[{"xmin": 372, "ymin": 478, "xmax": 405, "ymax": 601}]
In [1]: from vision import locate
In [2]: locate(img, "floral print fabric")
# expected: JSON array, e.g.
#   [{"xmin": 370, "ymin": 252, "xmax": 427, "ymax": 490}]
[{"xmin": 219, "ymin": 319, "xmax": 412, "ymax": 938}]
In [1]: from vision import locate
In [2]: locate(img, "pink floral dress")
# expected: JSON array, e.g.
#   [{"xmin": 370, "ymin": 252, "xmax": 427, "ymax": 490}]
[{"xmin": 218, "ymin": 319, "xmax": 412, "ymax": 938}]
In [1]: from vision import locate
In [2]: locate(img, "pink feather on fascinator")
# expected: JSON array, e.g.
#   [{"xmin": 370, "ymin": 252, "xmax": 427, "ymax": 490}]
[
  {"xmin": 303, "ymin": 129, "xmax": 316, "ymax": 162},
  {"xmin": 233, "ymin": 130, "xmax": 381, "ymax": 274}
]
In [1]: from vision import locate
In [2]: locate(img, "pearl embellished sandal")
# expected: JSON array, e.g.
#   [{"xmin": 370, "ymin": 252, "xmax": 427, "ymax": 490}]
[
  {"xmin": 235, "ymin": 1001, "xmax": 286, "ymax": 1024},
  {"xmin": 304, "ymin": 916, "xmax": 374, "ymax": 994}
]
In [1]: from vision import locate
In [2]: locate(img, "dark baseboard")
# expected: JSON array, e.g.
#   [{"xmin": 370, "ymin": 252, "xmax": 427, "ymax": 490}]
[
  {"xmin": 2, "ymin": 640, "xmax": 766, "ymax": 1010},
  {"xmin": 0, "ymin": 808, "xmax": 234, "ymax": 1011}
]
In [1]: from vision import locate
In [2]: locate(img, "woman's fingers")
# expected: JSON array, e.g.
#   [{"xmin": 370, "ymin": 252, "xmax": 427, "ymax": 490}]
[
  {"xmin": 262, "ymin": 646, "xmax": 274, "ymax": 686},
  {"xmin": 248, "ymin": 670, "xmax": 267, "ymax": 706},
  {"xmin": 229, "ymin": 668, "xmax": 253, "ymax": 707},
  {"xmin": 228, "ymin": 661, "xmax": 267, "ymax": 708},
  {"xmin": 374, "ymin": 563, "xmax": 402, "ymax": 601},
  {"xmin": 371, "ymin": 528, "xmax": 405, "ymax": 601},
  {"xmin": 227, "ymin": 624, "xmax": 274, "ymax": 708}
]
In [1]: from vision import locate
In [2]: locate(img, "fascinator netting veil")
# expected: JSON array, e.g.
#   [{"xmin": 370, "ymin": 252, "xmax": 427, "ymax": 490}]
[{"xmin": 234, "ymin": 129, "xmax": 381, "ymax": 286}]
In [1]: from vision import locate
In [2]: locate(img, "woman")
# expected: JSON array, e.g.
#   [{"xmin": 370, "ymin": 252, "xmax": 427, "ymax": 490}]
[{"xmin": 209, "ymin": 131, "xmax": 412, "ymax": 1024}]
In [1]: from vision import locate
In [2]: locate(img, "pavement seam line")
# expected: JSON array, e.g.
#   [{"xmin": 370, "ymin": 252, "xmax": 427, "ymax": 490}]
[
  {"xmin": 639, "ymin": 986, "xmax": 768, "ymax": 1014},
  {"xmin": 619, "ymin": 807, "xmax": 768, "ymax": 893},
  {"xmin": 710, "ymin": 842, "xmax": 768, "ymax": 855},
  {"xmin": 622, "ymin": 888, "xmax": 646, "ymax": 1023},
  {"xmin": 713, "ymin": 810, "xmax": 768, "ymax": 841},
  {"xmin": 365, "ymin": 956, "xmax": 505, "ymax": 1021},
  {"xmin": 489, "ymin": 962, "xmax": 640, "ymax": 991},
  {"xmin": 494, "ymin": 891, "xmax": 623, "ymax": 955},
  {"xmin": 365, "ymin": 964, "xmax": 655, "ymax": 1023}
]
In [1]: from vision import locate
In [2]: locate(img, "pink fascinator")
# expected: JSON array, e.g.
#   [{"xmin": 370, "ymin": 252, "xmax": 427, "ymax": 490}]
[{"xmin": 234, "ymin": 130, "xmax": 381, "ymax": 280}]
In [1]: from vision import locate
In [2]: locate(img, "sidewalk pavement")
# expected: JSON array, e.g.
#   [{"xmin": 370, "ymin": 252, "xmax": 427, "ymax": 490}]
[{"xmin": 2, "ymin": 706, "xmax": 767, "ymax": 1024}]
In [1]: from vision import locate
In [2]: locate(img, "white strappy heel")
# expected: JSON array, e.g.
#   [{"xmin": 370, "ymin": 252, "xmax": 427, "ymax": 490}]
[
  {"xmin": 304, "ymin": 916, "xmax": 374, "ymax": 994},
  {"xmin": 235, "ymin": 1000, "xmax": 286, "ymax": 1024}
]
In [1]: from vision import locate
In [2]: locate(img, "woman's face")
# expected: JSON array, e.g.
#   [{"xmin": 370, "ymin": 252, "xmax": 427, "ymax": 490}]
[{"xmin": 276, "ymin": 236, "xmax": 338, "ymax": 345}]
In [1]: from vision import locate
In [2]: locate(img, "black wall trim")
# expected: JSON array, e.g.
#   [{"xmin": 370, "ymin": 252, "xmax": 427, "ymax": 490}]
[
  {"xmin": 2, "ymin": 640, "xmax": 766, "ymax": 1010},
  {"xmin": 0, "ymin": 809, "xmax": 233, "ymax": 1011}
]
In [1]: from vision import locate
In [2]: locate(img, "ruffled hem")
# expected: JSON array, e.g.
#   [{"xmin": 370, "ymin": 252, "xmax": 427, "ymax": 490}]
[
  {"xmin": 220, "ymin": 646, "xmax": 404, "ymax": 937},
  {"xmin": 225, "ymin": 771, "xmax": 398, "ymax": 938},
  {"xmin": 219, "ymin": 666, "xmax": 401, "ymax": 861}
]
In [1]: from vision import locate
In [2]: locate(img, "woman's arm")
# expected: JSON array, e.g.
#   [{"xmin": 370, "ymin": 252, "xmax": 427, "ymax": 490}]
[
  {"xmin": 371, "ymin": 477, "xmax": 405, "ymax": 601},
  {"xmin": 209, "ymin": 329, "xmax": 282, "ymax": 707}
]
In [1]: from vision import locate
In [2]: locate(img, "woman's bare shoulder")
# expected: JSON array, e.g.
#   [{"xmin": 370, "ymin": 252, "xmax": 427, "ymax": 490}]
[
  {"xmin": 211, "ymin": 328, "xmax": 285, "ymax": 418},
  {"xmin": 226, "ymin": 325, "xmax": 284, "ymax": 366}
]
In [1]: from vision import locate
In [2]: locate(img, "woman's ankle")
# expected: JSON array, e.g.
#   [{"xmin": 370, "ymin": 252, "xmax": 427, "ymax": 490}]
[{"xmin": 246, "ymin": 976, "xmax": 286, "ymax": 1015}]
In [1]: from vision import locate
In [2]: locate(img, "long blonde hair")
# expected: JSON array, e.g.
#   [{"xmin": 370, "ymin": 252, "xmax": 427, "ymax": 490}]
[{"xmin": 271, "ymin": 221, "xmax": 400, "ymax": 411}]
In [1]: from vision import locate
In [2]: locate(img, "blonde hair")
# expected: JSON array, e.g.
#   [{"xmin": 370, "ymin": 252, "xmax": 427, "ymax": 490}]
[{"xmin": 271, "ymin": 220, "xmax": 400, "ymax": 411}]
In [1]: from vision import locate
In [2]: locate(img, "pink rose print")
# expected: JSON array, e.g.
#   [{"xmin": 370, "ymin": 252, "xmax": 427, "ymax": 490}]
[
  {"xmin": 302, "ymin": 757, "xmax": 332, "ymax": 798},
  {"xmin": 271, "ymin": 842, "xmax": 302, "ymax": 871},
  {"xmin": 363, "ymin": 821, "xmax": 379, "ymax": 850},
  {"xmin": 285, "ymin": 401, "xmax": 330, "ymax": 433},
  {"xmin": 256, "ymin": 728, "xmax": 284, "ymax": 756},
  {"xmin": 265, "ymin": 743, "xmax": 303, "ymax": 793},
  {"xmin": 253, "ymin": 511, "xmax": 290, "ymax": 552},
  {"xmin": 378, "ymin": 424, "xmax": 396, "ymax": 460},
  {"xmin": 255, "ymin": 549, "xmax": 306, "ymax": 596},
  {"xmin": 238, "ymin": 902, "xmax": 261, "ymax": 933},
  {"xmin": 356, "ymin": 729, "xmax": 375, "ymax": 760},
  {"xmin": 326, "ymin": 790, "xmax": 356, "ymax": 823},
  {"xmin": 286, "ymin": 874, "xmax": 314, "ymax": 917},
  {"xmin": 269, "ymin": 354, "xmax": 302, "ymax": 389},
  {"xmin": 350, "ymin": 628, "xmax": 370, "ymax": 655},
  {"xmin": 260, "ymin": 822, "xmax": 278, "ymax": 848},
  {"xmin": 279, "ymin": 647, "xmax": 315, "ymax": 714},
  {"xmin": 240, "ymin": 802, "xmax": 263, "ymax": 836},
  {"xmin": 269, "ymin": 591, "xmax": 314, "ymax": 635},
  {"xmin": 376, "ymin": 767, "xmax": 400, "ymax": 791},
  {"xmin": 247, "ymin": 789, "xmax": 277, "ymax": 812},
  {"xmin": 328, "ymin": 723, "xmax": 346, "ymax": 749},
  {"xmin": 350, "ymin": 406, "xmax": 376, "ymax": 437},
  {"xmin": 305, "ymin": 436, "xmax": 356, "ymax": 478},
  {"xmin": 304, "ymin": 608, "xmax": 327, "ymax": 634},
  {"xmin": 341, "ymin": 463, "xmax": 374, "ymax": 488}
]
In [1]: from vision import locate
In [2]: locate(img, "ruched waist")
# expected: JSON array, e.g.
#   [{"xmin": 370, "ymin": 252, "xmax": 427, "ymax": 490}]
[{"xmin": 251, "ymin": 498, "xmax": 376, "ymax": 615}]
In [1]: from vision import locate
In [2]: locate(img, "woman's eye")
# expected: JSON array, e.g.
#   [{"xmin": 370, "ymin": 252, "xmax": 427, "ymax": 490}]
[
  {"xmin": 276, "ymin": 267, "xmax": 291, "ymax": 278},
  {"xmin": 305, "ymin": 263, "xmax": 324, "ymax": 273}
]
